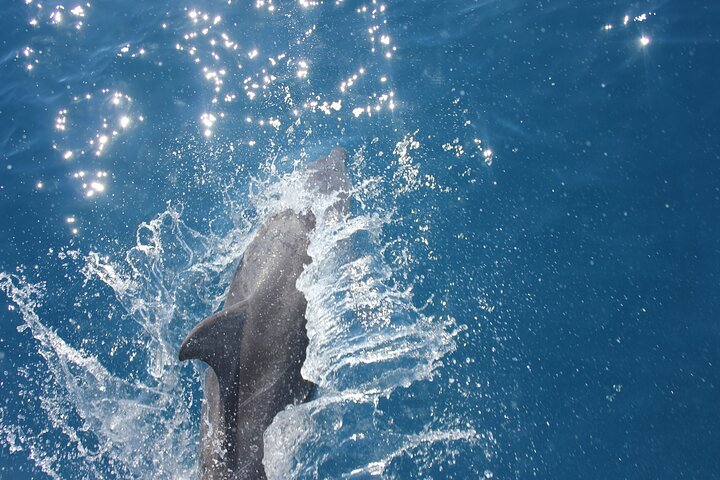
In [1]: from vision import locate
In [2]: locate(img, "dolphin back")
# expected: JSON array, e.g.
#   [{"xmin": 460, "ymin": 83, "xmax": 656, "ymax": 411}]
[{"xmin": 178, "ymin": 148, "xmax": 350, "ymax": 480}]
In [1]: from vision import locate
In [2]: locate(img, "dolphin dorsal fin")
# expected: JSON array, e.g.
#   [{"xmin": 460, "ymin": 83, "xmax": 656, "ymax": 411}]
[{"xmin": 178, "ymin": 301, "xmax": 248, "ymax": 376}]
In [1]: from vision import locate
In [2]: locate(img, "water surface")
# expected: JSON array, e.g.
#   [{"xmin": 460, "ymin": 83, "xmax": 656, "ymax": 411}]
[{"xmin": 1, "ymin": 0, "xmax": 718, "ymax": 478}]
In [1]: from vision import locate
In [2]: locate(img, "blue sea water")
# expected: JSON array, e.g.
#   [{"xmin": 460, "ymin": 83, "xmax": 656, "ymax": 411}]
[{"xmin": 1, "ymin": 0, "xmax": 718, "ymax": 478}]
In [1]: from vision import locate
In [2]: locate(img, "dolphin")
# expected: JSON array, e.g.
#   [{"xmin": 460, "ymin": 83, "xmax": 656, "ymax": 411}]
[{"xmin": 178, "ymin": 148, "xmax": 350, "ymax": 480}]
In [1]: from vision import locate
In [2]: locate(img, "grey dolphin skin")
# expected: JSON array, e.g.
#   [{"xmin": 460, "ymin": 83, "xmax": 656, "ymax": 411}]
[{"xmin": 179, "ymin": 148, "xmax": 350, "ymax": 480}]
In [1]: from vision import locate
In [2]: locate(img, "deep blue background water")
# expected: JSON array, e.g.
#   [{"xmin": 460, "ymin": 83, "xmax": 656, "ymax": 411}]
[{"xmin": 1, "ymin": 0, "xmax": 718, "ymax": 478}]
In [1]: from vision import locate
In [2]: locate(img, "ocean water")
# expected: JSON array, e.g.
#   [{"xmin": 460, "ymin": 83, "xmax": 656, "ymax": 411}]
[{"xmin": 1, "ymin": 0, "xmax": 718, "ymax": 479}]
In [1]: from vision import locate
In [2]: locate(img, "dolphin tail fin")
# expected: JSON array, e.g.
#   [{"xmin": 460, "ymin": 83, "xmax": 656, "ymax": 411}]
[{"xmin": 178, "ymin": 301, "xmax": 248, "ymax": 375}]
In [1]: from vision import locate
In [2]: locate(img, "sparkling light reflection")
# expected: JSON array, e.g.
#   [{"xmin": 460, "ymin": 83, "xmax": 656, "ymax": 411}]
[
  {"xmin": 36, "ymin": 0, "xmax": 409, "ymax": 209},
  {"xmin": 170, "ymin": 0, "xmax": 402, "ymax": 142},
  {"xmin": 602, "ymin": 10, "xmax": 657, "ymax": 51},
  {"xmin": 74, "ymin": 171, "xmax": 110, "ymax": 198}
]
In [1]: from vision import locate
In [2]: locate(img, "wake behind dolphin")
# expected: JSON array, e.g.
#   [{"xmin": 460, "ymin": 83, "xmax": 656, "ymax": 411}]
[{"xmin": 179, "ymin": 148, "xmax": 350, "ymax": 479}]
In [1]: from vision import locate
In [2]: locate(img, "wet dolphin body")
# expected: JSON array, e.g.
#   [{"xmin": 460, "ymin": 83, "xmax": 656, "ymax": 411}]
[{"xmin": 179, "ymin": 148, "xmax": 350, "ymax": 480}]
